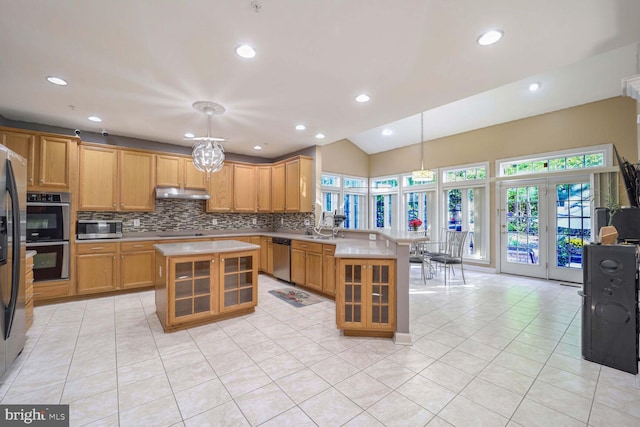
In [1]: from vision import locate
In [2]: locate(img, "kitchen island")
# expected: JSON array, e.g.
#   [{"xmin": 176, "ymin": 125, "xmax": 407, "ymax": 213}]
[{"xmin": 154, "ymin": 240, "xmax": 260, "ymax": 332}]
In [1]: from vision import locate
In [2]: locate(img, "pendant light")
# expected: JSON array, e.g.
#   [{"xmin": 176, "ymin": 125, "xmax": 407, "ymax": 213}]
[
  {"xmin": 411, "ymin": 112, "xmax": 433, "ymax": 180},
  {"xmin": 189, "ymin": 101, "xmax": 226, "ymax": 177}
]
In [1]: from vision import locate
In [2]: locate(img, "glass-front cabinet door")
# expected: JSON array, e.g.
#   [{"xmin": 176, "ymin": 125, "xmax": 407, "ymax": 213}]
[
  {"xmin": 220, "ymin": 252, "xmax": 257, "ymax": 312},
  {"xmin": 169, "ymin": 256, "xmax": 216, "ymax": 324},
  {"xmin": 337, "ymin": 259, "xmax": 396, "ymax": 334}
]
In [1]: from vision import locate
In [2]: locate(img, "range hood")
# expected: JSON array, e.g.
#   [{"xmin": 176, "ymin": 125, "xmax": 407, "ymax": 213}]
[{"xmin": 155, "ymin": 187, "xmax": 210, "ymax": 200}]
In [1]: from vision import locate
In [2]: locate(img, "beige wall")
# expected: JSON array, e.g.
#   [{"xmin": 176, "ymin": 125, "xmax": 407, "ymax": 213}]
[
  {"xmin": 370, "ymin": 96, "xmax": 638, "ymax": 177},
  {"xmin": 365, "ymin": 96, "xmax": 638, "ymax": 269},
  {"xmin": 320, "ymin": 138, "xmax": 369, "ymax": 177}
]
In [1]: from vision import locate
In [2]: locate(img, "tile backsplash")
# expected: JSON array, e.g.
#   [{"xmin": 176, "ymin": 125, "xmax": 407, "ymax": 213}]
[{"xmin": 77, "ymin": 199, "xmax": 315, "ymax": 233}]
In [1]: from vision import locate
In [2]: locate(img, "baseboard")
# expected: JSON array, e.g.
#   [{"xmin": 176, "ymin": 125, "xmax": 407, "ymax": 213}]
[{"xmin": 394, "ymin": 332, "xmax": 412, "ymax": 346}]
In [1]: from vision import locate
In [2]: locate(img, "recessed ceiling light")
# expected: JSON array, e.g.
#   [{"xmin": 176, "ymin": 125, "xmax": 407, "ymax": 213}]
[
  {"xmin": 235, "ymin": 44, "xmax": 256, "ymax": 59},
  {"xmin": 46, "ymin": 76, "xmax": 67, "ymax": 86},
  {"xmin": 528, "ymin": 82, "xmax": 541, "ymax": 92},
  {"xmin": 295, "ymin": 124, "xmax": 306, "ymax": 131},
  {"xmin": 87, "ymin": 115, "xmax": 102, "ymax": 123},
  {"xmin": 253, "ymin": 145, "xmax": 262, "ymax": 150},
  {"xmin": 315, "ymin": 133, "xmax": 326, "ymax": 139},
  {"xmin": 184, "ymin": 133, "xmax": 195, "ymax": 138},
  {"xmin": 382, "ymin": 128, "xmax": 393, "ymax": 136},
  {"xmin": 477, "ymin": 29, "xmax": 503, "ymax": 46},
  {"xmin": 355, "ymin": 94, "xmax": 370, "ymax": 103}
]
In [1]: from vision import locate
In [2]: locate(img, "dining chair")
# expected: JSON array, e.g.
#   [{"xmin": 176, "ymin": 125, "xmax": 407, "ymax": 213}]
[{"xmin": 429, "ymin": 230, "xmax": 468, "ymax": 285}]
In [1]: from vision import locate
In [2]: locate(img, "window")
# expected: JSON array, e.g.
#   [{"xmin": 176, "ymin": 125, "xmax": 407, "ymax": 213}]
[
  {"xmin": 498, "ymin": 147, "xmax": 610, "ymax": 178},
  {"xmin": 442, "ymin": 163, "xmax": 489, "ymax": 260},
  {"xmin": 371, "ymin": 176, "xmax": 399, "ymax": 229},
  {"xmin": 344, "ymin": 177, "xmax": 368, "ymax": 229},
  {"xmin": 320, "ymin": 173, "xmax": 368, "ymax": 229},
  {"xmin": 402, "ymin": 172, "xmax": 437, "ymax": 237}
]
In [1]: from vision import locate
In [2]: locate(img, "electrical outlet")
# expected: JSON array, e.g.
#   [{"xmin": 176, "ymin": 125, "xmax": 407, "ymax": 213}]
[
  {"xmin": 369, "ymin": 233, "xmax": 377, "ymax": 241},
  {"xmin": 133, "ymin": 219, "xmax": 140, "ymax": 227},
  {"xmin": 280, "ymin": 218, "xmax": 284, "ymax": 225},
  {"xmin": 212, "ymin": 219, "xmax": 217, "ymax": 226},
  {"xmin": 304, "ymin": 219, "xmax": 310, "ymax": 226},
  {"xmin": 252, "ymin": 218, "xmax": 257, "ymax": 225}
]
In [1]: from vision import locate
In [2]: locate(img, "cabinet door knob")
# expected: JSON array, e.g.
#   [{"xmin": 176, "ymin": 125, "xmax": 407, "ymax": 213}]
[
  {"xmin": 120, "ymin": 203, "xmax": 124, "ymax": 207},
  {"xmin": 113, "ymin": 256, "xmax": 116, "ymax": 260},
  {"xmin": 39, "ymin": 179, "xmax": 43, "ymax": 183},
  {"xmin": 121, "ymin": 255, "xmax": 124, "ymax": 259},
  {"xmin": 211, "ymin": 259, "xmax": 215, "ymax": 263},
  {"xmin": 112, "ymin": 204, "xmax": 116, "ymax": 207}
]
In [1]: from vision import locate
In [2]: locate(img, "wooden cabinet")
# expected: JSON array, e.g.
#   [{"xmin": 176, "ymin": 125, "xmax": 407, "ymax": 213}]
[
  {"xmin": 336, "ymin": 258, "xmax": 396, "ymax": 337},
  {"xmin": 1, "ymin": 128, "xmax": 76, "ymax": 191},
  {"xmin": 271, "ymin": 163, "xmax": 286, "ymax": 212},
  {"xmin": 259, "ymin": 236, "xmax": 269, "ymax": 272},
  {"xmin": 120, "ymin": 241, "xmax": 156, "ymax": 289},
  {"xmin": 25, "ymin": 253, "xmax": 35, "ymax": 331},
  {"xmin": 79, "ymin": 145, "xmax": 118, "ymax": 210},
  {"xmin": 322, "ymin": 245, "xmax": 336, "ymax": 297},
  {"xmin": 119, "ymin": 150, "xmax": 154, "ymax": 210},
  {"xmin": 291, "ymin": 240, "xmax": 323, "ymax": 292},
  {"xmin": 271, "ymin": 157, "xmax": 313, "ymax": 213},
  {"xmin": 267, "ymin": 239, "xmax": 273, "ymax": 275},
  {"xmin": 1, "ymin": 130, "xmax": 36, "ymax": 186},
  {"xmin": 256, "ymin": 166, "xmax": 272, "ymax": 212},
  {"xmin": 233, "ymin": 164, "xmax": 256, "ymax": 212},
  {"xmin": 155, "ymin": 247, "xmax": 258, "ymax": 331},
  {"xmin": 168, "ymin": 256, "xmax": 217, "ymax": 325},
  {"xmin": 220, "ymin": 251, "xmax": 257, "ymax": 313},
  {"xmin": 79, "ymin": 145, "xmax": 154, "ymax": 211},
  {"xmin": 76, "ymin": 243, "xmax": 118, "ymax": 294},
  {"xmin": 207, "ymin": 163, "xmax": 233, "ymax": 212},
  {"xmin": 156, "ymin": 155, "xmax": 206, "ymax": 189}
]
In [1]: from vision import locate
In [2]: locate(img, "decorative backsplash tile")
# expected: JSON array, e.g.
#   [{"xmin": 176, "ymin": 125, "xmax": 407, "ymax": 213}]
[{"xmin": 77, "ymin": 199, "xmax": 314, "ymax": 233}]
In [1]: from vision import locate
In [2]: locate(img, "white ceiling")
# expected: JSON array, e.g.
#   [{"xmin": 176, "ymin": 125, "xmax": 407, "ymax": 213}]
[{"xmin": 1, "ymin": 0, "xmax": 639, "ymax": 158}]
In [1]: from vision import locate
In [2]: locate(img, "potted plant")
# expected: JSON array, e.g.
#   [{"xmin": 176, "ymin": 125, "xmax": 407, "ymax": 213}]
[
  {"xmin": 599, "ymin": 180, "xmax": 621, "ymax": 244},
  {"xmin": 409, "ymin": 218, "xmax": 422, "ymax": 231}
]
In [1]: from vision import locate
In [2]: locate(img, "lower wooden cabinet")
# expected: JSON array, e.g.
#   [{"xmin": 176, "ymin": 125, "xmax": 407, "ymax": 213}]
[
  {"xmin": 25, "ymin": 253, "xmax": 35, "ymax": 330},
  {"xmin": 156, "ymin": 249, "xmax": 258, "ymax": 331},
  {"xmin": 120, "ymin": 241, "xmax": 155, "ymax": 289},
  {"xmin": 336, "ymin": 258, "xmax": 396, "ymax": 337},
  {"xmin": 322, "ymin": 245, "xmax": 336, "ymax": 297},
  {"xmin": 76, "ymin": 243, "xmax": 118, "ymax": 294},
  {"xmin": 291, "ymin": 240, "xmax": 323, "ymax": 292},
  {"xmin": 76, "ymin": 240, "xmax": 156, "ymax": 295}
]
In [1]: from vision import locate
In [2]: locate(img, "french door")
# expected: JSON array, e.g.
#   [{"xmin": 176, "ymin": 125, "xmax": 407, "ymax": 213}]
[{"xmin": 500, "ymin": 176, "xmax": 591, "ymax": 283}]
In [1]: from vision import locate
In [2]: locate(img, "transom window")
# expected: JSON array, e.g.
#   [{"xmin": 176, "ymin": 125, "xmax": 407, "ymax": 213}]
[
  {"xmin": 498, "ymin": 148, "xmax": 609, "ymax": 178},
  {"xmin": 443, "ymin": 166, "xmax": 486, "ymax": 183}
]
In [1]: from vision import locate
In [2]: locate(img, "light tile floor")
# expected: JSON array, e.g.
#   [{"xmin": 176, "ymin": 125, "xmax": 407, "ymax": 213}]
[{"xmin": 1, "ymin": 267, "xmax": 639, "ymax": 426}]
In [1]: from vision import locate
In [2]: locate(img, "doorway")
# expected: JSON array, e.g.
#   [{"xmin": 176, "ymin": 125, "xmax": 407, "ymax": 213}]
[{"xmin": 500, "ymin": 176, "xmax": 591, "ymax": 283}]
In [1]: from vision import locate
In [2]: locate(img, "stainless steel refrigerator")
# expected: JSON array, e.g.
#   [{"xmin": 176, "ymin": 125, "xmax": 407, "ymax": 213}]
[{"xmin": 0, "ymin": 144, "xmax": 26, "ymax": 378}]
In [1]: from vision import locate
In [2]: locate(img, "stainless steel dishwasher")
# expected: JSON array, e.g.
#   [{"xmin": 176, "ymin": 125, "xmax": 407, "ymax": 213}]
[{"xmin": 272, "ymin": 237, "xmax": 291, "ymax": 282}]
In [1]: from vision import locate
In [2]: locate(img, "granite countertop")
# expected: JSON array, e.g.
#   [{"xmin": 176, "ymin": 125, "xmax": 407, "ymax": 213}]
[
  {"xmin": 79, "ymin": 228, "xmax": 427, "ymax": 259},
  {"xmin": 154, "ymin": 240, "xmax": 260, "ymax": 257}
]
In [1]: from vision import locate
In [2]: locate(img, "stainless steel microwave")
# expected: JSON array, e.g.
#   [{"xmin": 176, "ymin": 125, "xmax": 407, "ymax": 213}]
[{"xmin": 76, "ymin": 220, "xmax": 123, "ymax": 240}]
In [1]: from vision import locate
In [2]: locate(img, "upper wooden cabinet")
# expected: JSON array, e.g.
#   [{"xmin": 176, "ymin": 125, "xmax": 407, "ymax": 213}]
[
  {"xmin": 233, "ymin": 163, "xmax": 256, "ymax": 212},
  {"xmin": 120, "ymin": 150, "xmax": 155, "ymax": 210},
  {"xmin": 79, "ymin": 145, "xmax": 154, "ymax": 211},
  {"xmin": 272, "ymin": 156, "xmax": 313, "ymax": 213},
  {"xmin": 271, "ymin": 163, "xmax": 286, "ymax": 212},
  {"xmin": 1, "ymin": 128, "xmax": 76, "ymax": 191},
  {"xmin": 256, "ymin": 165, "xmax": 272, "ymax": 212},
  {"xmin": 207, "ymin": 162, "xmax": 233, "ymax": 212},
  {"xmin": 156, "ymin": 155, "xmax": 206, "ymax": 190},
  {"xmin": 79, "ymin": 145, "xmax": 118, "ymax": 210}
]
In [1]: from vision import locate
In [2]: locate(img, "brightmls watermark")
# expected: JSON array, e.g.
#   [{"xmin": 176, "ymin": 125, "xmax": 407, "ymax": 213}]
[{"xmin": 1, "ymin": 405, "xmax": 69, "ymax": 426}]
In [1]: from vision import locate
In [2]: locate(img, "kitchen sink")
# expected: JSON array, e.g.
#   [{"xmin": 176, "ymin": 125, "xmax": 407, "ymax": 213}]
[{"xmin": 308, "ymin": 235, "xmax": 334, "ymax": 240}]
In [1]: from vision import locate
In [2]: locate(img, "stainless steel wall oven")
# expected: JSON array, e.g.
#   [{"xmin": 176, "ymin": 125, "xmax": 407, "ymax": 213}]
[{"xmin": 26, "ymin": 192, "xmax": 71, "ymax": 281}]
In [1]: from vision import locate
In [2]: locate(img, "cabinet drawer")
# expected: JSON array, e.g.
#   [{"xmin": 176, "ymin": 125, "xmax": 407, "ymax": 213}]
[
  {"xmin": 292, "ymin": 240, "xmax": 322, "ymax": 253},
  {"xmin": 322, "ymin": 244, "xmax": 336, "ymax": 256},
  {"xmin": 120, "ymin": 241, "xmax": 156, "ymax": 252},
  {"xmin": 33, "ymin": 282, "xmax": 70, "ymax": 300},
  {"xmin": 77, "ymin": 242, "xmax": 118, "ymax": 254}
]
